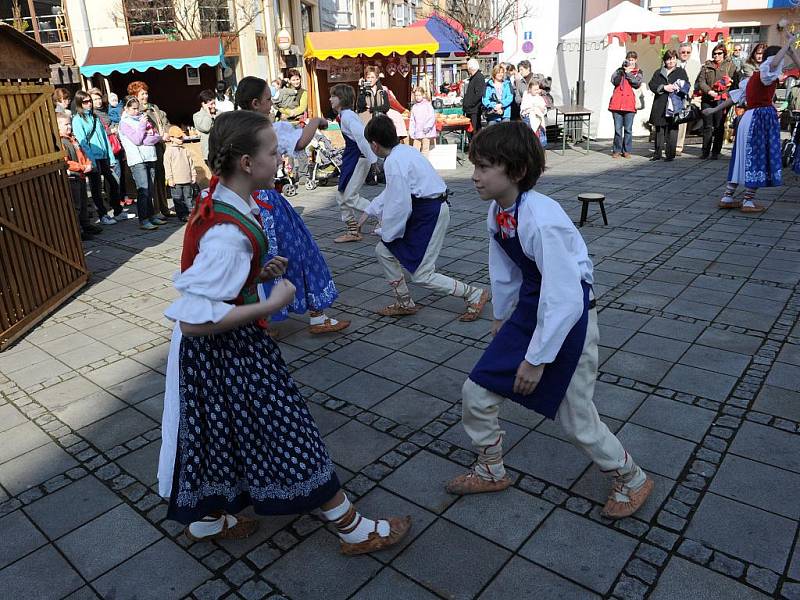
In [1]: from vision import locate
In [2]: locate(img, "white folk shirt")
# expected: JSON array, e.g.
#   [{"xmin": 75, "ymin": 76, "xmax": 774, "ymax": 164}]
[
  {"xmin": 339, "ymin": 109, "xmax": 377, "ymax": 164},
  {"xmin": 159, "ymin": 182, "xmax": 262, "ymax": 498},
  {"xmin": 273, "ymin": 120, "xmax": 303, "ymax": 157},
  {"xmin": 364, "ymin": 144, "xmax": 447, "ymax": 243},
  {"xmin": 487, "ymin": 189, "xmax": 594, "ymax": 366}
]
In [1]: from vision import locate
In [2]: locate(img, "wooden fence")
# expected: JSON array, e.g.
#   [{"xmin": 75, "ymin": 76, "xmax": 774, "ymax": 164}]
[{"xmin": 0, "ymin": 80, "xmax": 89, "ymax": 350}]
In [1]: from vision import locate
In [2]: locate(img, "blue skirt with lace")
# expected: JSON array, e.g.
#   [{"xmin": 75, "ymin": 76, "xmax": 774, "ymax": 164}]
[{"xmin": 256, "ymin": 189, "xmax": 338, "ymax": 320}]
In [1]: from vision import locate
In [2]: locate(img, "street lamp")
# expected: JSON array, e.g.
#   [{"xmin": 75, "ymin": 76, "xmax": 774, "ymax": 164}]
[{"xmin": 576, "ymin": 0, "xmax": 587, "ymax": 106}]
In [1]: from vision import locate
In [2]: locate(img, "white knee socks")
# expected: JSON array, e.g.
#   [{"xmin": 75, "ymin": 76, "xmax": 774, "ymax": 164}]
[{"xmin": 321, "ymin": 495, "xmax": 390, "ymax": 543}]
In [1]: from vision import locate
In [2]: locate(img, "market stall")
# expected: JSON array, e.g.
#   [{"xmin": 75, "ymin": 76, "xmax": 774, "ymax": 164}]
[
  {"xmin": 550, "ymin": 1, "xmax": 728, "ymax": 139},
  {"xmin": 303, "ymin": 28, "xmax": 439, "ymax": 120}
]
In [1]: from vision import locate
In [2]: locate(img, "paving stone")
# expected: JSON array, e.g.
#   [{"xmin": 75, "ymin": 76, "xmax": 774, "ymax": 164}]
[
  {"xmin": 117, "ymin": 441, "xmax": 160, "ymax": 486},
  {"xmin": 613, "ymin": 575, "xmax": 649, "ymax": 600},
  {"xmin": 394, "ymin": 518, "xmax": 510, "ymax": 600},
  {"xmin": 478, "ymin": 556, "xmax": 600, "ymax": 599},
  {"xmin": 327, "ymin": 372, "xmax": 403, "ymax": 409},
  {"xmin": 265, "ymin": 529, "xmax": 380, "ymax": 600},
  {"xmin": 678, "ymin": 539, "xmax": 712, "ymax": 563},
  {"xmin": 603, "ymin": 350, "xmax": 672, "ymax": 386},
  {"xmin": 445, "ymin": 487, "xmax": 554, "ymax": 551},
  {"xmin": 23, "ymin": 475, "xmax": 120, "ymax": 540},
  {"xmin": 650, "ymin": 557, "xmax": 769, "ymax": 599},
  {"xmin": 646, "ymin": 527, "xmax": 679, "ymax": 550},
  {"xmin": 752, "ymin": 385, "xmax": 800, "ymax": 422},
  {"xmin": 323, "ymin": 421, "xmax": 397, "ymax": 472},
  {"xmin": 237, "ymin": 579, "xmax": 273, "ymax": 600},
  {"xmin": 631, "ymin": 396, "xmax": 716, "ymax": 442},
  {"xmin": 56, "ymin": 503, "xmax": 162, "ymax": 579},
  {"xmin": 0, "ymin": 442, "xmax": 78, "ymax": 495},
  {"xmin": 0, "ymin": 545, "xmax": 83, "ymax": 599},
  {"xmin": 361, "ymin": 324, "xmax": 425, "ymax": 350},
  {"xmin": 351, "ymin": 567, "xmax": 439, "ymax": 600},
  {"xmin": 290, "ymin": 358, "xmax": 358, "ymax": 391},
  {"xmin": 203, "ymin": 549, "xmax": 232, "ymax": 570},
  {"xmin": 616, "ymin": 423, "xmax": 696, "ymax": 480},
  {"xmin": 747, "ymin": 565, "xmax": 780, "ymax": 594},
  {"xmin": 729, "ymin": 421, "xmax": 800, "ymax": 474},
  {"xmin": 711, "ymin": 454, "xmax": 800, "ymax": 519},
  {"xmin": 372, "ymin": 388, "xmax": 449, "ymax": 428},
  {"xmin": 591, "ymin": 382, "xmax": 647, "ymax": 420},
  {"xmin": 661, "ymin": 364, "xmax": 737, "ymax": 402},
  {"xmin": 382, "ymin": 450, "xmax": 463, "ymax": 514},
  {"xmin": 224, "ymin": 561, "xmax": 254, "ymax": 586},
  {"xmin": 77, "ymin": 407, "xmax": 157, "ymax": 451},
  {"xmin": 409, "ymin": 365, "xmax": 470, "ymax": 402},
  {"xmin": 193, "ymin": 579, "xmax": 230, "ymax": 600},
  {"xmin": 521, "ymin": 508, "xmax": 637, "ymax": 594},
  {"xmin": 441, "ymin": 418, "xmax": 528, "ymax": 454},
  {"xmin": 636, "ymin": 543, "xmax": 668, "ymax": 566},
  {"xmin": 710, "ymin": 552, "xmax": 745, "ymax": 578},
  {"xmin": 0, "ymin": 510, "xmax": 47, "ymax": 569},
  {"xmin": 0, "ymin": 421, "xmax": 50, "ymax": 464},
  {"xmin": 504, "ymin": 431, "xmax": 591, "ymax": 487},
  {"xmin": 94, "ymin": 538, "xmax": 210, "ymax": 600},
  {"xmin": 325, "ymin": 340, "xmax": 394, "ymax": 369},
  {"xmin": 686, "ymin": 492, "xmax": 796, "ymax": 572}
]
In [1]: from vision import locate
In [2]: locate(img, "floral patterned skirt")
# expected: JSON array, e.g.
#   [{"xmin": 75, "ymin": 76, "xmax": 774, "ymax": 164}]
[
  {"xmin": 167, "ymin": 324, "xmax": 340, "ymax": 524},
  {"xmin": 728, "ymin": 107, "xmax": 782, "ymax": 188},
  {"xmin": 257, "ymin": 190, "xmax": 338, "ymax": 321}
]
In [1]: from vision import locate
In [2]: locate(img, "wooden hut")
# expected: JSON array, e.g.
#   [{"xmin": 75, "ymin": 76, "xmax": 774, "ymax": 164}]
[{"xmin": 0, "ymin": 24, "xmax": 89, "ymax": 351}]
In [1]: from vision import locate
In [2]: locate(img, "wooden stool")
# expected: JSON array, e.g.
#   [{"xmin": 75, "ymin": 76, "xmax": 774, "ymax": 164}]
[{"xmin": 578, "ymin": 193, "xmax": 608, "ymax": 227}]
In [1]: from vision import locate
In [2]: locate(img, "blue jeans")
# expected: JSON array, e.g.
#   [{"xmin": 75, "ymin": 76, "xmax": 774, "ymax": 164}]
[
  {"xmin": 170, "ymin": 184, "xmax": 195, "ymax": 219},
  {"xmin": 130, "ymin": 161, "xmax": 156, "ymax": 222},
  {"xmin": 612, "ymin": 111, "xmax": 634, "ymax": 154}
]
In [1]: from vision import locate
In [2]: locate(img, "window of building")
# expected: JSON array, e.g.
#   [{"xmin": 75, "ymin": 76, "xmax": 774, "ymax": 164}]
[
  {"xmin": 729, "ymin": 26, "xmax": 765, "ymax": 56},
  {"xmin": 1, "ymin": 0, "xmax": 70, "ymax": 44},
  {"xmin": 199, "ymin": 0, "xmax": 231, "ymax": 35},
  {"xmin": 126, "ymin": 0, "xmax": 177, "ymax": 37},
  {"xmin": 300, "ymin": 2, "xmax": 313, "ymax": 37}
]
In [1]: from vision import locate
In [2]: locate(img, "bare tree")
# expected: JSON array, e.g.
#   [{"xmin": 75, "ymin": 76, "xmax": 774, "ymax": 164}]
[
  {"xmin": 118, "ymin": 0, "xmax": 263, "ymax": 49},
  {"xmin": 422, "ymin": 0, "xmax": 529, "ymax": 56}
]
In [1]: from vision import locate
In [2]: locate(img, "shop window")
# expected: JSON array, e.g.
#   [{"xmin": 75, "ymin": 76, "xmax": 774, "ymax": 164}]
[
  {"xmin": 729, "ymin": 26, "xmax": 764, "ymax": 55},
  {"xmin": 1, "ymin": 0, "xmax": 70, "ymax": 44},
  {"xmin": 301, "ymin": 2, "xmax": 313, "ymax": 37},
  {"xmin": 199, "ymin": 0, "xmax": 231, "ymax": 34}
]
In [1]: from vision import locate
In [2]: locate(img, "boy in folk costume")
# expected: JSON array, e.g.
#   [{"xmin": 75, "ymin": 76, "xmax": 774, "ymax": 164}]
[
  {"xmin": 158, "ymin": 111, "xmax": 410, "ymax": 553},
  {"xmin": 329, "ymin": 84, "xmax": 377, "ymax": 243},
  {"xmin": 446, "ymin": 122, "xmax": 653, "ymax": 520},
  {"xmin": 359, "ymin": 115, "xmax": 489, "ymax": 320}
]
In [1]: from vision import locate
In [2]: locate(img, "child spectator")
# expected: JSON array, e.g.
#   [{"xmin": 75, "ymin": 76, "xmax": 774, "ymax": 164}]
[
  {"xmin": 108, "ymin": 93, "xmax": 122, "ymax": 125},
  {"xmin": 119, "ymin": 97, "xmax": 164, "ymax": 230},
  {"xmin": 409, "ymin": 87, "xmax": 436, "ymax": 157},
  {"xmin": 163, "ymin": 125, "xmax": 196, "ymax": 222},
  {"xmin": 361, "ymin": 114, "xmax": 489, "ymax": 320},
  {"xmin": 446, "ymin": 122, "xmax": 653, "ymax": 522},
  {"xmin": 520, "ymin": 81, "xmax": 548, "ymax": 146},
  {"xmin": 58, "ymin": 115, "xmax": 103, "ymax": 241}
]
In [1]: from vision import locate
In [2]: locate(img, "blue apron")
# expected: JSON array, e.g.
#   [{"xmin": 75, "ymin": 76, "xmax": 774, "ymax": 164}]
[
  {"xmin": 469, "ymin": 199, "xmax": 591, "ymax": 419},
  {"xmin": 384, "ymin": 194, "xmax": 446, "ymax": 273},
  {"xmin": 338, "ymin": 134, "xmax": 362, "ymax": 192}
]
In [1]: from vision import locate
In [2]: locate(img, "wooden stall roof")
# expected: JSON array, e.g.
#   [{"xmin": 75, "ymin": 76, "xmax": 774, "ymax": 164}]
[
  {"xmin": 0, "ymin": 24, "xmax": 60, "ymax": 80},
  {"xmin": 304, "ymin": 28, "xmax": 439, "ymax": 61}
]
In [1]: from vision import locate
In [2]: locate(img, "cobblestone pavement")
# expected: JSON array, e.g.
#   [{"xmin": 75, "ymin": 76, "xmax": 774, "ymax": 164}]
[{"xmin": 2, "ymin": 140, "xmax": 800, "ymax": 600}]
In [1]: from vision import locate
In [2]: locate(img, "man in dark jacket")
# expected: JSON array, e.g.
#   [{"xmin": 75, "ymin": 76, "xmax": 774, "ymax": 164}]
[{"xmin": 463, "ymin": 58, "xmax": 485, "ymax": 142}]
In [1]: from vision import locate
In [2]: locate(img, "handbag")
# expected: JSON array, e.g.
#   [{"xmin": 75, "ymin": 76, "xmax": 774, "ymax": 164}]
[
  {"xmin": 673, "ymin": 104, "xmax": 701, "ymax": 125},
  {"xmin": 100, "ymin": 119, "xmax": 123, "ymax": 154},
  {"xmin": 637, "ymin": 92, "xmax": 646, "ymax": 111}
]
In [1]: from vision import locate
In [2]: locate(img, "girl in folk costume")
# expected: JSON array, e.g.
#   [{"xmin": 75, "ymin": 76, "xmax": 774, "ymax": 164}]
[
  {"xmin": 235, "ymin": 76, "xmax": 349, "ymax": 335},
  {"xmin": 158, "ymin": 111, "xmax": 410, "ymax": 552},
  {"xmin": 717, "ymin": 33, "xmax": 800, "ymax": 213},
  {"xmin": 446, "ymin": 123, "xmax": 653, "ymax": 520},
  {"xmin": 330, "ymin": 84, "xmax": 378, "ymax": 243},
  {"xmin": 358, "ymin": 114, "xmax": 490, "ymax": 320}
]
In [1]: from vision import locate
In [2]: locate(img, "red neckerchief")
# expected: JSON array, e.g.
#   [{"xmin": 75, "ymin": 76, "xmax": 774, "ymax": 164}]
[{"xmin": 496, "ymin": 210, "xmax": 517, "ymax": 239}]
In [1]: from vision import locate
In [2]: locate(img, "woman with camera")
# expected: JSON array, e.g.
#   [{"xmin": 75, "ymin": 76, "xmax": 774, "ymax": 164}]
[
  {"xmin": 648, "ymin": 50, "xmax": 690, "ymax": 162},
  {"xmin": 357, "ymin": 66, "xmax": 390, "ymax": 119},
  {"xmin": 608, "ymin": 51, "xmax": 643, "ymax": 158}
]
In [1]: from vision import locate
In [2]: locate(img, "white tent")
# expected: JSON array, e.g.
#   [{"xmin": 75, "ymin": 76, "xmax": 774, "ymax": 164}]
[{"xmin": 550, "ymin": 1, "xmax": 725, "ymax": 140}]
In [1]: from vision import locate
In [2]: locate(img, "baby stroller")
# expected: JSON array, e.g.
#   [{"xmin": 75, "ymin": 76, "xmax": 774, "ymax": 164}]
[
  {"xmin": 304, "ymin": 132, "xmax": 343, "ymax": 190},
  {"xmin": 782, "ymin": 111, "xmax": 800, "ymax": 169},
  {"xmin": 276, "ymin": 155, "xmax": 298, "ymax": 197}
]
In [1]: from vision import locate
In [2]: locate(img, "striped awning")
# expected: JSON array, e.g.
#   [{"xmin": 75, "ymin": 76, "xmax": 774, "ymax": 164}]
[{"xmin": 82, "ymin": 38, "xmax": 224, "ymax": 77}]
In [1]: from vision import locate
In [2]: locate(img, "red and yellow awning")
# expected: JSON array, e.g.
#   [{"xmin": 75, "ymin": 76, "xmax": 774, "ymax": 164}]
[{"xmin": 304, "ymin": 28, "xmax": 439, "ymax": 61}]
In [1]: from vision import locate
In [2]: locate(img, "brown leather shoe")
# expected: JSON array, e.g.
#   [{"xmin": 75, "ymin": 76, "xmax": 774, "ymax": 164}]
[
  {"xmin": 377, "ymin": 303, "xmax": 419, "ymax": 317},
  {"xmin": 459, "ymin": 288, "xmax": 490, "ymax": 322},
  {"xmin": 740, "ymin": 204, "xmax": 766, "ymax": 214},
  {"xmin": 601, "ymin": 476, "xmax": 654, "ymax": 519},
  {"xmin": 611, "ymin": 152, "xmax": 620, "ymax": 159},
  {"xmin": 184, "ymin": 514, "xmax": 260, "ymax": 542},
  {"xmin": 446, "ymin": 471, "xmax": 512, "ymax": 495},
  {"xmin": 622, "ymin": 152, "xmax": 632, "ymax": 158},
  {"xmin": 334, "ymin": 232, "xmax": 362, "ymax": 243},
  {"xmin": 718, "ymin": 199, "xmax": 742, "ymax": 209},
  {"xmin": 340, "ymin": 516, "xmax": 412, "ymax": 555},
  {"xmin": 309, "ymin": 318, "xmax": 351, "ymax": 334}
]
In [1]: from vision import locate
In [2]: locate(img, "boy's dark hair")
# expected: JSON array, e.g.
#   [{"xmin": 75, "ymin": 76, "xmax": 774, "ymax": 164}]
[
  {"xmin": 662, "ymin": 49, "xmax": 678, "ymax": 63},
  {"xmin": 287, "ymin": 68, "xmax": 302, "ymax": 79},
  {"xmin": 364, "ymin": 114, "xmax": 399, "ymax": 149},
  {"xmin": 330, "ymin": 83, "xmax": 355, "ymax": 110},
  {"xmin": 208, "ymin": 111, "xmax": 272, "ymax": 177},
  {"xmin": 198, "ymin": 89, "xmax": 216, "ymax": 105},
  {"xmin": 763, "ymin": 45, "xmax": 782, "ymax": 60},
  {"xmin": 626, "ymin": 50, "xmax": 638, "ymax": 59},
  {"xmin": 235, "ymin": 76, "xmax": 268, "ymax": 110},
  {"xmin": 517, "ymin": 59, "xmax": 531, "ymax": 70},
  {"xmin": 468, "ymin": 121, "xmax": 545, "ymax": 192}
]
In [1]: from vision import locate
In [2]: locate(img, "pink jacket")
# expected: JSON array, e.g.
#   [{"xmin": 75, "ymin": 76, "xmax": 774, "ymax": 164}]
[{"xmin": 409, "ymin": 100, "xmax": 436, "ymax": 140}]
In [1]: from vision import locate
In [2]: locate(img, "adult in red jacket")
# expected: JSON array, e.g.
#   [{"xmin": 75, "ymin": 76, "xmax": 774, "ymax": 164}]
[{"xmin": 608, "ymin": 51, "xmax": 643, "ymax": 158}]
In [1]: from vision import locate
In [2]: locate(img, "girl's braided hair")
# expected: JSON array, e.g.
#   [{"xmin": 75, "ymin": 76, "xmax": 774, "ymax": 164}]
[{"xmin": 208, "ymin": 111, "xmax": 272, "ymax": 177}]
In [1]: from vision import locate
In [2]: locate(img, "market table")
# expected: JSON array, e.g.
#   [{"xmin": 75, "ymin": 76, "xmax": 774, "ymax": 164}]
[
  {"xmin": 554, "ymin": 105, "xmax": 592, "ymax": 155},
  {"xmin": 436, "ymin": 117, "xmax": 472, "ymax": 153}
]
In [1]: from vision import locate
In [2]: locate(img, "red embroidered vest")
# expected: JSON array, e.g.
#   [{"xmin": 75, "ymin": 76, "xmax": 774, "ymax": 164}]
[
  {"xmin": 180, "ymin": 193, "xmax": 269, "ymax": 307},
  {"xmin": 746, "ymin": 72, "xmax": 778, "ymax": 110}
]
